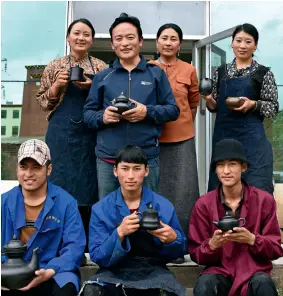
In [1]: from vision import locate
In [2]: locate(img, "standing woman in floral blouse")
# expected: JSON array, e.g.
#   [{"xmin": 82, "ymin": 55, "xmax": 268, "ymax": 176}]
[
  {"xmin": 203, "ymin": 23, "xmax": 279, "ymax": 194},
  {"xmin": 37, "ymin": 19, "xmax": 107, "ymax": 229}
]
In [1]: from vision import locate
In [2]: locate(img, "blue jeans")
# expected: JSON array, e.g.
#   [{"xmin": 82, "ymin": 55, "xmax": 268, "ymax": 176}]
[{"xmin": 96, "ymin": 157, "xmax": 160, "ymax": 199}]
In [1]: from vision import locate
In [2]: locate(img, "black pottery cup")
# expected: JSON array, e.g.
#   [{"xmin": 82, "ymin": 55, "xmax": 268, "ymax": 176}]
[
  {"xmin": 199, "ymin": 78, "xmax": 213, "ymax": 96},
  {"xmin": 70, "ymin": 65, "xmax": 84, "ymax": 82}
]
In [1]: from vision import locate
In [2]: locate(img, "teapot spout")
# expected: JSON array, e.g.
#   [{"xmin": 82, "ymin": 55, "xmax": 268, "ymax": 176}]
[
  {"xmin": 212, "ymin": 221, "xmax": 219, "ymax": 227},
  {"xmin": 28, "ymin": 247, "xmax": 40, "ymax": 271}
]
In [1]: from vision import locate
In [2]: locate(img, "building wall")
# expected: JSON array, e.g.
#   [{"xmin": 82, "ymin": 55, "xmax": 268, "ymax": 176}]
[
  {"xmin": 20, "ymin": 66, "xmax": 48, "ymax": 137},
  {"xmin": 73, "ymin": 1, "xmax": 207, "ymax": 37},
  {"xmin": 1, "ymin": 106, "xmax": 22, "ymax": 137}
]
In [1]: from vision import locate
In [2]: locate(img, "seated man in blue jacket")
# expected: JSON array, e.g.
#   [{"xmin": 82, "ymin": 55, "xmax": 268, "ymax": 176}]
[
  {"xmin": 83, "ymin": 13, "xmax": 179, "ymax": 199},
  {"xmin": 1, "ymin": 139, "xmax": 86, "ymax": 296},
  {"xmin": 80, "ymin": 145, "xmax": 187, "ymax": 296}
]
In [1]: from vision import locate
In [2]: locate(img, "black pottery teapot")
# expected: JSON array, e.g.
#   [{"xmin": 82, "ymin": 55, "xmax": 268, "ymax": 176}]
[
  {"xmin": 213, "ymin": 211, "xmax": 246, "ymax": 232},
  {"xmin": 137, "ymin": 204, "xmax": 160, "ymax": 230},
  {"xmin": 1, "ymin": 235, "xmax": 39, "ymax": 289},
  {"xmin": 70, "ymin": 65, "xmax": 84, "ymax": 82},
  {"xmin": 112, "ymin": 93, "xmax": 136, "ymax": 114},
  {"xmin": 199, "ymin": 78, "xmax": 213, "ymax": 96}
]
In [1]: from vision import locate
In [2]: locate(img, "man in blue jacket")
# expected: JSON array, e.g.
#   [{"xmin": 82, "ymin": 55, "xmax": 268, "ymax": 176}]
[
  {"xmin": 80, "ymin": 145, "xmax": 186, "ymax": 296},
  {"xmin": 1, "ymin": 139, "xmax": 86, "ymax": 296},
  {"xmin": 83, "ymin": 13, "xmax": 179, "ymax": 199}
]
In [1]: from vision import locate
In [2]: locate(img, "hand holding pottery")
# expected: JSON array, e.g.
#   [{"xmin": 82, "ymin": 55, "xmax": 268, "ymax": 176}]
[
  {"xmin": 213, "ymin": 212, "xmax": 246, "ymax": 232},
  {"xmin": 137, "ymin": 204, "xmax": 160, "ymax": 230},
  {"xmin": 199, "ymin": 78, "xmax": 213, "ymax": 96},
  {"xmin": 1, "ymin": 235, "xmax": 39, "ymax": 290},
  {"xmin": 225, "ymin": 97, "xmax": 245, "ymax": 109},
  {"xmin": 112, "ymin": 93, "xmax": 137, "ymax": 114}
]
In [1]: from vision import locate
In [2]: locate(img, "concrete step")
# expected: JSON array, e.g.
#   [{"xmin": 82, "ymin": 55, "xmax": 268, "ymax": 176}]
[
  {"xmin": 80, "ymin": 254, "xmax": 283, "ymax": 291},
  {"xmin": 186, "ymin": 288, "xmax": 193, "ymax": 296}
]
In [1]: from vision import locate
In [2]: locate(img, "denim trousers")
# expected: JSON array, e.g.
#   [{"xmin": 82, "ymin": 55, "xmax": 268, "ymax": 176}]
[{"xmin": 96, "ymin": 157, "xmax": 160, "ymax": 199}]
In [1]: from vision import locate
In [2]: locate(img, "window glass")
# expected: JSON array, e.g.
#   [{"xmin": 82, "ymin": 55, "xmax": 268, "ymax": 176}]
[
  {"xmin": 73, "ymin": 1, "xmax": 206, "ymax": 36},
  {"xmin": 12, "ymin": 110, "xmax": 19, "ymax": 119},
  {"xmin": 1, "ymin": 110, "xmax": 7, "ymax": 119},
  {"xmin": 1, "ymin": 126, "xmax": 6, "ymax": 136},
  {"xmin": 1, "ymin": 1, "xmax": 67, "ymax": 180},
  {"xmin": 12, "ymin": 126, "xmax": 19, "ymax": 137}
]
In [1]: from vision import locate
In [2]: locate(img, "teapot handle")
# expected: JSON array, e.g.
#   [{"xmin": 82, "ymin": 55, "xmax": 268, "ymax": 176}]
[
  {"xmin": 238, "ymin": 218, "xmax": 246, "ymax": 227},
  {"xmin": 130, "ymin": 101, "xmax": 137, "ymax": 109},
  {"xmin": 136, "ymin": 212, "xmax": 143, "ymax": 220}
]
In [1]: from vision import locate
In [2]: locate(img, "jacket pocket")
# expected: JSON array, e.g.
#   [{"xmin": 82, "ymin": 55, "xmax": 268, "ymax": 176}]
[{"xmin": 176, "ymin": 76, "xmax": 191, "ymax": 94}]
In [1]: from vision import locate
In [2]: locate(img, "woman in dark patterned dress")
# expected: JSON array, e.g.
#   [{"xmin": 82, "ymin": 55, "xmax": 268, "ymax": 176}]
[
  {"xmin": 37, "ymin": 19, "xmax": 107, "ymax": 241},
  {"xmin": 203, "ymin": 23, "xmax": 279, "ymax": 194}
]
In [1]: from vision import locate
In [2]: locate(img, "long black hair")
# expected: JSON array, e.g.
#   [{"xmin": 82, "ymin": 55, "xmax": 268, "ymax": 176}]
[{"xmin": 67, "ymin": 18, "xmax": 95, "ymax": 38}]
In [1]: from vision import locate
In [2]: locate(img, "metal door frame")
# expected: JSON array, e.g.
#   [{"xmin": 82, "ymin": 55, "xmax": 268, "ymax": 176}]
[{"xmin": 193, "ymin": 26, "xmax": 237, "ymax": 194}]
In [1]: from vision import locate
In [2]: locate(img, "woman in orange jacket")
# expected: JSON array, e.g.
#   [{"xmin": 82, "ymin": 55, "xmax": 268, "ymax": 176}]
[{"xmin": 149, "ymin": 23, "xmax": 200, "ymax": 234}]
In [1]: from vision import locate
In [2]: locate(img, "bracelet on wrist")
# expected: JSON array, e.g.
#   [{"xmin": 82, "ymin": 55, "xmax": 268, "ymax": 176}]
[{"xmin": 252, "ymin": 101, "xmax": 257, "ymax": 112}]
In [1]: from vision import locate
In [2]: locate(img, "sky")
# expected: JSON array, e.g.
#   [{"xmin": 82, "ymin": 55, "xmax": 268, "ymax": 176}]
[
  {"xmin": 1, "ymin": 1, "xmax": 66, "ymax": 104},
  {"xmin": 1, "ymin": 1, "xmax": 282, "ymax": 110}
]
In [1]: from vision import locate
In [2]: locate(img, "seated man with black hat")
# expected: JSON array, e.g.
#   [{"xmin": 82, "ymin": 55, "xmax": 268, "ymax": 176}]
[
  {"xmin": 80, "ymin": 145, "xmax": 186, "ymax": 296},
  {"xmin": 188, "ymin": 139, "xmax": 283, "ymax": 296}
]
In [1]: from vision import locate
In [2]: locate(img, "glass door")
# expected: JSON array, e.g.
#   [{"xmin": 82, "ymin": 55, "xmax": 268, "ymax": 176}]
[{"xmin": 193, "ymin": 27, "xmax": 237, "ymax": 195}]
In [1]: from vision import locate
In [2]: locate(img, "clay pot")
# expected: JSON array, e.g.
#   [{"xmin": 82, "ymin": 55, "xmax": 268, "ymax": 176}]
[
  {"xmin": 1, "ymin": 235, "xmax": 39, "ymax": 289},
  {"xmin": 112, "ymin": 93, "xmax": 136, "ymax": 114},
  {"xmin": 199, "ymin": 78, "xmax": 213, "ymax": 96},
  {"xmin": 137, "ymin": 204, "xmax": 160, "ymax": 230},
  {"xmin": 70, "ymin": 65, "xmax": 84, "ymax": 82},
  {"xmin": 213, "ymin": 212, "xmax": 246, "ymax": 232},
  {"xmin": 225, "ymin": 97, "xmax": 245, "ymax": 108}
]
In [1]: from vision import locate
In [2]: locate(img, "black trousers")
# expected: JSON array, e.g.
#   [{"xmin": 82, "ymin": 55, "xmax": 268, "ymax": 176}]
[
  {"xmin": 83, "ymin": 284, "xmax": 175, "ymax": 296},
  {"xmin": 194, "ymin": 272, "xmax": 278, "ymax": 296},
  {"xmin": 2, "ymin": 279, "xmax": 77, "ymax": 296}
]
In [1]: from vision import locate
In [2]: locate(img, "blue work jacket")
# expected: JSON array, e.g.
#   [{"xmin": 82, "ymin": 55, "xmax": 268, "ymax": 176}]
[
  {"xmin": 83, "ymin": 55, "xmax": 180, "ymax": 159},
  {"xmin": 1, "ymin": 181, "xmax": 86, "ymax": 291},
  {"xmin": 88, "ymin": 186, "xmax": 187, "ymax": 268}
]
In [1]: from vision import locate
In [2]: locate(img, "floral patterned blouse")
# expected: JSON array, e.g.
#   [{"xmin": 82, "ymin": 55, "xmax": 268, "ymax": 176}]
[
  {"xmin": 210, "ymin": 58, "xmax": 279, "ymax": 118},
  {"xmin": 36, "ymin": 54, "xmax": 107, "ymax": 120}
]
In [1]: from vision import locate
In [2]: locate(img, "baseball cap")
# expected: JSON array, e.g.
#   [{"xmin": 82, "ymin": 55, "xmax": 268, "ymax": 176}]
[{"xmin": 18, "ymin": 139, "xmax": 51, "ymax": 166}]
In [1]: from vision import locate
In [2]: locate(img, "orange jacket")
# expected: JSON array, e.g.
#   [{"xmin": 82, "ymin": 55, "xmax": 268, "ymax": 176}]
[{"xmin": 149, "ymin": 59, "xmax": 200, "ymax": 142}]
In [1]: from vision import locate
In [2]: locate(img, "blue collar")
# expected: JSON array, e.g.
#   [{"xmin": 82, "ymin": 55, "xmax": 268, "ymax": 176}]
[
  {"xmin": 115, "ymin": 186, "xmax": 154, "ymax": 217},
  {"xmin": 14, "ymin": 181, "xmax": 58, "ymax": 231}
]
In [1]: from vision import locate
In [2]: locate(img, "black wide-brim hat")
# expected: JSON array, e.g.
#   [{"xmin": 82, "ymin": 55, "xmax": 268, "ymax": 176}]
[{"xmin": 211, "ymin": 139, "xmax": 248, "ymax": 170}]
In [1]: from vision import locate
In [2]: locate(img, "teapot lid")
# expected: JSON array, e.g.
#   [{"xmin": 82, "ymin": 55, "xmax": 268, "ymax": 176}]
[
  {"xmin": 3, "ymin": 235, "xmax": 27, "ymax": 255},
  {"xmin": 145, "ymin": 204, "xmax": 158, "ymax": 213},
  {"xmin": 116, "ymin": 92, "xmax": 128, "ymax": 100},
  {"xmin": 221, "ymin": 210, "xmax": 236, "ymax": 219}
]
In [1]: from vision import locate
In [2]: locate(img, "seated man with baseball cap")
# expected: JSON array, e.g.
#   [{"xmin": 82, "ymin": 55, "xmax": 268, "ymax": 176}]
[
  {"xmin": 188, "ymin": 139, "xmax": 283, "ymax": 296},
  {"xmin": 1, "ymin": 139, "xmax": 86, "ymax": 296}
]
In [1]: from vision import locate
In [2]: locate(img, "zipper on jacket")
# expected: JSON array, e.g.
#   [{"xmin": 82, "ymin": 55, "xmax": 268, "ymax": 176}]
[
  {"xmin": 128, "ymin": 72, "xmax": 131, "ymax": 99},
  {"xmin": 127, "ymin": 72, "xmax": 132, "ymax": 144}
]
